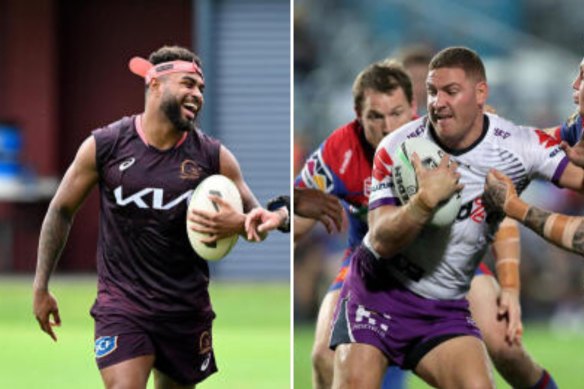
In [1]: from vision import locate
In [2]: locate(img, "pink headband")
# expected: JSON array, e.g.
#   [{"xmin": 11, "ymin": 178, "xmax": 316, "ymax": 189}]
[{"xmin": 128, "ymin": 56, "xmax": 204, "ymax": 84}]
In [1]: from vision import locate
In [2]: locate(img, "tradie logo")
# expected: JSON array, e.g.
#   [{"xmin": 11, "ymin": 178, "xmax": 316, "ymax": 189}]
[
  {"xmin": 119, "ymin": 157, "xmax": 136, "ymax": 171},
  {"xmin": 534, "ymin": 129, "xmax": 560, "ymax": 149},
  {"xmin": 114, "ymin": 186, "xmax": 192, "ymax": 209}
]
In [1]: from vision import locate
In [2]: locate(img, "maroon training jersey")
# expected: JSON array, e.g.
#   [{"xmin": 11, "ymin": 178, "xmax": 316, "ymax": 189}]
[{"xmin": 90, "ymin": 115, "xmax": 220, "ymax": 320}]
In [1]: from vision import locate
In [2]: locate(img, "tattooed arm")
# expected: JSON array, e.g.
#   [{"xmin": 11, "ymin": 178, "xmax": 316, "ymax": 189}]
[
  {"xmin": 33, "ymin": 137, "xmax": 99, "ymax": 341},
  {"xmin": 522, "ymin": 207, "xmax": 584, "ymax": 254},
  {"xmin": 483, "ymin": 169, "xmax": 584, "ymax": 256}
]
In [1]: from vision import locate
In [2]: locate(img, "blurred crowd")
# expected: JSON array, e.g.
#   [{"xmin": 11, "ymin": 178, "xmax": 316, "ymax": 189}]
[{"xmin": 294, "ymin": 0, "xmax": 584, "ymax": 332}]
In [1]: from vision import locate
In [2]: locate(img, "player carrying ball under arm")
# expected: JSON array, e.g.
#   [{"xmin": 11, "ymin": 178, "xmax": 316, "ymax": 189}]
[
  {"xmin": 329, "ymin": 47, "xmax": 581, "ymax": 389},
  {"xmin": 297, "ymin": 59, "xmax": 556, "ymax": 388},
  {"xmin": 32, "ymin": 45, "xmax": 273, "ymax": 389}
]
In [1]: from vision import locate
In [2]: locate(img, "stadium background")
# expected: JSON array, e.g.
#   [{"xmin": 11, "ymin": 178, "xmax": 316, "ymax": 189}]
[
  {"xmin": 0, "ymin": 0, "xmax": 290, "ymax": 388},
  {"xmin": 294, "ymin": 0, "xmax": 584, "ymax": 387}
]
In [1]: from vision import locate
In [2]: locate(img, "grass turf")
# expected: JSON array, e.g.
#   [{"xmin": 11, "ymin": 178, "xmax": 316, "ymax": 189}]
[
  {"xmin": 0, "ymin": 276, "xmax": 290, "ymax": 388},
  {"xmin": 294, "ymin": 322, "xmax": 584, "ymax": 388}
]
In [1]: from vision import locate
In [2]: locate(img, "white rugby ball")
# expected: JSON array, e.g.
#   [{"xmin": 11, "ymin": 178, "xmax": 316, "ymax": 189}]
[
  {"xmin": 392, "ymin": 137, "xmax": 461, "ymax": 227},
  {"xmin": 187, "ymin": 175, "xmax": 243, "ymax": 261}
]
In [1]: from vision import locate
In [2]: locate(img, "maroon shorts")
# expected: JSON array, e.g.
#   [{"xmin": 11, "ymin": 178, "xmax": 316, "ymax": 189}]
[
  {"xmin": 93, "ymin": 310, "xmax": 217, "ymax": 385},
  {"xmin": 330, "ymin": 245, "xmax": 482, "ymax": 370}
]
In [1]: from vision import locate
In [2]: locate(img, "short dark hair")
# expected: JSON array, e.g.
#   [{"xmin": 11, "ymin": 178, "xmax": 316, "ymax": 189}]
[
  {"xmin": 429, "ymin": 46, "xmax": 486, "ymax": 82},
  {"xmin": 352, "ymin": 61, "xmax": 413, "ymax": 114},
  {"xmin": 148, "ymin": 45, "xmax": 202, "ymax": 68}
]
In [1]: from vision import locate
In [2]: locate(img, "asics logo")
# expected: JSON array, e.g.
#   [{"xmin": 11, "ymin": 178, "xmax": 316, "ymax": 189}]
[
  {"xmin": 114, "ymin": 186, "xmax": 192, "ymax": 209},
  {"xmin": 200, "ymin": 354, "xmax": 211, "ymax": 371},
  {"xmin": 119, "ymin": 157, "xmax": 136, "ymax": 171}
]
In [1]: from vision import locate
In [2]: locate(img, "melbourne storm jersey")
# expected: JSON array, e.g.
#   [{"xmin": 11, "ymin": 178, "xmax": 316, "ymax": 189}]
[
  {"xmin": 366, "ymin": 113, "xmax": 568, "ymax": 300},
  {"xmin": 90, "ymin": 115, "xmax": 220, "ymax": 319},
  {"xmin": 296, "ymin": 119, "xmax": 374, "ymax": 249}
]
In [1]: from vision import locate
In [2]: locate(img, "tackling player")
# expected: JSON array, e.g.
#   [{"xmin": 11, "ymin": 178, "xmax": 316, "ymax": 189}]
[
  {"xmin": 32, "ymin": 45, "xmax": 274, "ymax": 389},
  {"xmin": 329, "ymin": 46, "xmax": 575, "ymax": 388},
  {"xmin": 484, "ymin": 55, "xmax": 584, "ymax": 256},
  {"xmin": 296, "ymin": 61, "xmax": 415, "ymax": 389},
  {"xmin": 556, "ymin": 55, "xmax": 584, "ymax": 167}
]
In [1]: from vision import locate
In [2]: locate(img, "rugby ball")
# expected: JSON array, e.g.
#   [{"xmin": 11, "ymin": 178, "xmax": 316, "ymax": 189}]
[
  {"xmin": 392, "ymin": 137, "xmax": 461, "ymax": 227},
  {"xmin": 187, "ymin": 175, "xmax": 243, "ymax": 261}
]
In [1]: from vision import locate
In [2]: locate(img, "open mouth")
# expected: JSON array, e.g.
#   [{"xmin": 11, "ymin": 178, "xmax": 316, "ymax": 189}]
[
  {"xmin": 432, "ymin": 112, "xmax": 453, "ymax": 124},
  {"xmin": 183, "ymin": 102, "xmax": 198, "ymax": 119}
]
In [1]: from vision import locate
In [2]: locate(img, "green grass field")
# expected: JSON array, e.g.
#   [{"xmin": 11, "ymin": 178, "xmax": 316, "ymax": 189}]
[
  {"xmin": 0, "ymin": 276, "xmax": 290, "ymax": 389},
  {"xmin": 295, "ymin": 323, "xmax": 584, "ymax": 388}
]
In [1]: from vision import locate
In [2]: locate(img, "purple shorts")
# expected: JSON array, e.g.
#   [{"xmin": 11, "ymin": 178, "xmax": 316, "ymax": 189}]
[
  {"xmin": 93, "ymin": 310, "xmax": 217, "ymax": 385},
  {"xmin": 330, "ymin": 245, "xmax": 482, "ymax": 369}
]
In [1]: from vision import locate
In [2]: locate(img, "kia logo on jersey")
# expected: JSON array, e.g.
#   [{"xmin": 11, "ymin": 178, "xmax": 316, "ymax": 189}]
[{"xmin": 114, "ymin": 186, "xmax": 192, "ymax": 209}]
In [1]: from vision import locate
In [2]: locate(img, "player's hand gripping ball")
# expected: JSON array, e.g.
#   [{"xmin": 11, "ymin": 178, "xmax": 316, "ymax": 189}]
[
  {"xmin": 187, "ymin": 175, "xmax": 243, "ymax": 261},
  {"xmin": 392, "ymin": 137, "xmax": 462, "ymax": 227}
]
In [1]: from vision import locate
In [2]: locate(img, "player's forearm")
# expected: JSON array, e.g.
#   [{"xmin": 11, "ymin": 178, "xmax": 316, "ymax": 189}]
[
  {"xmin": 521, "ymin": 206, "xmax": 584, "ymax": 256},
  {"xmin": 243, "ymin": 195, "xmax": 260, "ymax": 214},
  {"xmin": 33, "ymin": 207, "xmax": 74, "ymax": 291},
  {"xmin": 369, "ymin": 192, "xmax": 434, "ymax": 258},
  {"xmin": 493, "ymin": 218, "xmax": 521, "ymax": 290}
]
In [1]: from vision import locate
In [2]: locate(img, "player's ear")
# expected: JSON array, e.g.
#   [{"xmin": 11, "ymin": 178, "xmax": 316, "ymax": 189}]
[
  {"xmin": 149, "ymin": 78, "xmax": 162, "ymax": 95},
  {"xmin": 475, "ymin": 80, "xmax": 488, "ymax": 106}
]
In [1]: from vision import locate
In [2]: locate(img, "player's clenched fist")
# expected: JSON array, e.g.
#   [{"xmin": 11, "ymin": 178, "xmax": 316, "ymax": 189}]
[{"xmin": 411, "ymin": 153, "xmax": 463, "ymax": 209}]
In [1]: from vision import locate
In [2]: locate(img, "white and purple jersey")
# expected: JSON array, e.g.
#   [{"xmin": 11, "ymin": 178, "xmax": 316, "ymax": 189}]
[{"xmin": 365, "ymin": 113, "xmax": 569, "ymax": 300}]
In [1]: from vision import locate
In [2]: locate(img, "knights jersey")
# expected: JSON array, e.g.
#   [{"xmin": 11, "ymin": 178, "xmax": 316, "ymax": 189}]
[
  {"xmin": 554, "ymin": 111, "xmax": 583, "ymax": 146},
  {"xmin": 90, "ymin": 115, "xmax": 221, "ymax": 319},
  {"xmin": 366, "ymin": 113, "xmax": 569, "ymax": 300},
  {"xmin": 295, "ymin": 119, "xmax": 374, "ymax": 249}
]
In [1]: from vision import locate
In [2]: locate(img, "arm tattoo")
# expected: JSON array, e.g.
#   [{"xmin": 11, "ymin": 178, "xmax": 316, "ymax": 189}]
[
  {"xmin": 571, "ymin": 223, "xmax": 584, "ymax": 255},
  {"xmin": 34, "ymin": 207, "xmax": 73, "ymax": 290},
  {"xmin": 524, "ymin": 205, "xmax": 584, "ymax": 256},
  {"xmin": 523, "ymin": 207, "xmax": 549, "ymax": 235},
  {"xmin": 484, "ymin": 181, "xmax": 507, "ymax": 211}
]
